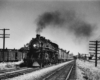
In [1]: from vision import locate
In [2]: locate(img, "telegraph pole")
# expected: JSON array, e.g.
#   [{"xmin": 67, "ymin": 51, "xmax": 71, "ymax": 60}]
[
  {"xmin": 0, "ymin": 28, "xmax": 10, "ymax": 61},
  {"xmin": 89, "ymin": 41, "xmax": 100, "ymax": 67}
]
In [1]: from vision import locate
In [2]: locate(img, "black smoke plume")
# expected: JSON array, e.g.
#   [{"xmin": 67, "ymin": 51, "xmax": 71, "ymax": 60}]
[
  {"xmin": 36, "ymin": 10, "xmax": 95, "ymax": 38},
  {"xmin": 36, "ymin": 11, "xmax": 65, "ymax": 33},
  {"xmin": 69, "ymin": 19, "xmax": 94, "ymax": 38}
]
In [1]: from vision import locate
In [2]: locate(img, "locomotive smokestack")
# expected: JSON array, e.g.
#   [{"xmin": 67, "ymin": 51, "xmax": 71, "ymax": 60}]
[{"xmin": 36, "ymin": 34, "xmax": 40, "ymax": 39}]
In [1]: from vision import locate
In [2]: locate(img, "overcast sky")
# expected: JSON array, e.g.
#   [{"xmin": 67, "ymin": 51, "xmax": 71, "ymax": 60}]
[{"xmin": 0, "ymin": 0, "xmax": 100, "ymax": 55}]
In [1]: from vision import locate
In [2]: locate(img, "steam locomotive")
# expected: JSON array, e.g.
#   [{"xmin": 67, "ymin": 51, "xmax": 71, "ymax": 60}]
[
  {"xmin": 20, "ymin": 34, "xmax": 72, "ymax": 67},
  {"xmin": 20, "ymin": 34, "xmax": 59, "ymax": 67}
]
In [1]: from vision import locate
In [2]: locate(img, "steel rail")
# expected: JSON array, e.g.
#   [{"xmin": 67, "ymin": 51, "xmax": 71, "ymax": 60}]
[
  {"xmin": 0, "ymin": 64, "xmax": 57, "ymax": 79},
  {"xmin": 42, "ymin": 64, "xmax": 67, "ymax": 80},
  {"xmin": 0, "ymin": 67, "xmax": 39, "ymax": 79},
  {"xmin": 65, "ymin": 65, "xmax": 74, "ymax": 80},
  {"xmin": 0, "ymin": 67, "xmax": 28, "ymax": 74},
  {"xmin": 42, "ymin": 61, "xmax": 74, "ymax": 80}
]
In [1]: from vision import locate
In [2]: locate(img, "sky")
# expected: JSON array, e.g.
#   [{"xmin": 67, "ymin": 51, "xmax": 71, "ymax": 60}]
[{"xmin": 0, "ymin": 0, "xmax": 100, "ymax": 55}]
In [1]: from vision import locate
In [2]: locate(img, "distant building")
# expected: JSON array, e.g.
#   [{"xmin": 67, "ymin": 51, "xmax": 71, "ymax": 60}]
[{"xmin": 89, "ymin": 53, "xmax": 100, "ymax": 59}]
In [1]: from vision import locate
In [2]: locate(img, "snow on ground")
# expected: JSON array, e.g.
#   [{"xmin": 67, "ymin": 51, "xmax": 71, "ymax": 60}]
[
  {"xmin": 76, "ymin": 63, "xmax": 84, "ymax": 80},
  {"xmin": 89, "ymin": 59, "xmax": 100, "ymax": 63},
  {"xmin": 3, "ymin": 59, "xmax": 100, "ymax": 80},
  {"xmin": 6, "ymin": 60, "xmax": 73, "ymax": 80},
  {"xmin": 76, "ymin": 59, "xmax": 100, "ymax": 80},
  {"xmin": 0, "ymin": 60, "xmax": 23, "ymax": 70}
]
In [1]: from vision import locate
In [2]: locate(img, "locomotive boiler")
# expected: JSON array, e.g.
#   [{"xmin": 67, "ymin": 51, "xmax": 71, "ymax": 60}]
[{"xmin": 21, "ymin": 34, "xmax": 59, "ymax": 67}]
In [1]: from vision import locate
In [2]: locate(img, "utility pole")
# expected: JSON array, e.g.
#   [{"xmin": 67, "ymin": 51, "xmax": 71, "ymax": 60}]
[
  {"xmin": 89, "ymin": 41, "xmax": 100, "ymax": 67},
  {"xmin": 0, "ymin": 28, "xmax": 10, "ymax": 61}
]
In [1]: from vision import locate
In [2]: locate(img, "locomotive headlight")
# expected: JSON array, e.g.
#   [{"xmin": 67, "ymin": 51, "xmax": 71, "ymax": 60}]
[{"xmin": 33, "ymin": 44, "xmax": 37, "ymax": 47}]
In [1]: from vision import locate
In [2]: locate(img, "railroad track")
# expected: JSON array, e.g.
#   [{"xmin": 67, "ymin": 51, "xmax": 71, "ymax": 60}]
[
  {"xmin": 0, "ymin": 67, "xmax": 27, "ymax": 74},
  {"xmin": 0, "ymin": 61, "xmax": 75, "ymax": 80},
  {"xmin": 0, "ymin": 67, "xmax": 40, "ymax": 79},
  {"xmin": 40, "ymin": 61, "xmax": 76, "ymax": 80},
  {"xmin": 0, "ymin": 64, "xmax": 58, "ymax": 79}
]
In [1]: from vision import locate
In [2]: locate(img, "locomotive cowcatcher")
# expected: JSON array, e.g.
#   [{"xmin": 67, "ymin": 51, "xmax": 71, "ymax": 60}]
[{"xmin": 20, "ymin": 34, "xmax": 59, "ymax": 67}]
